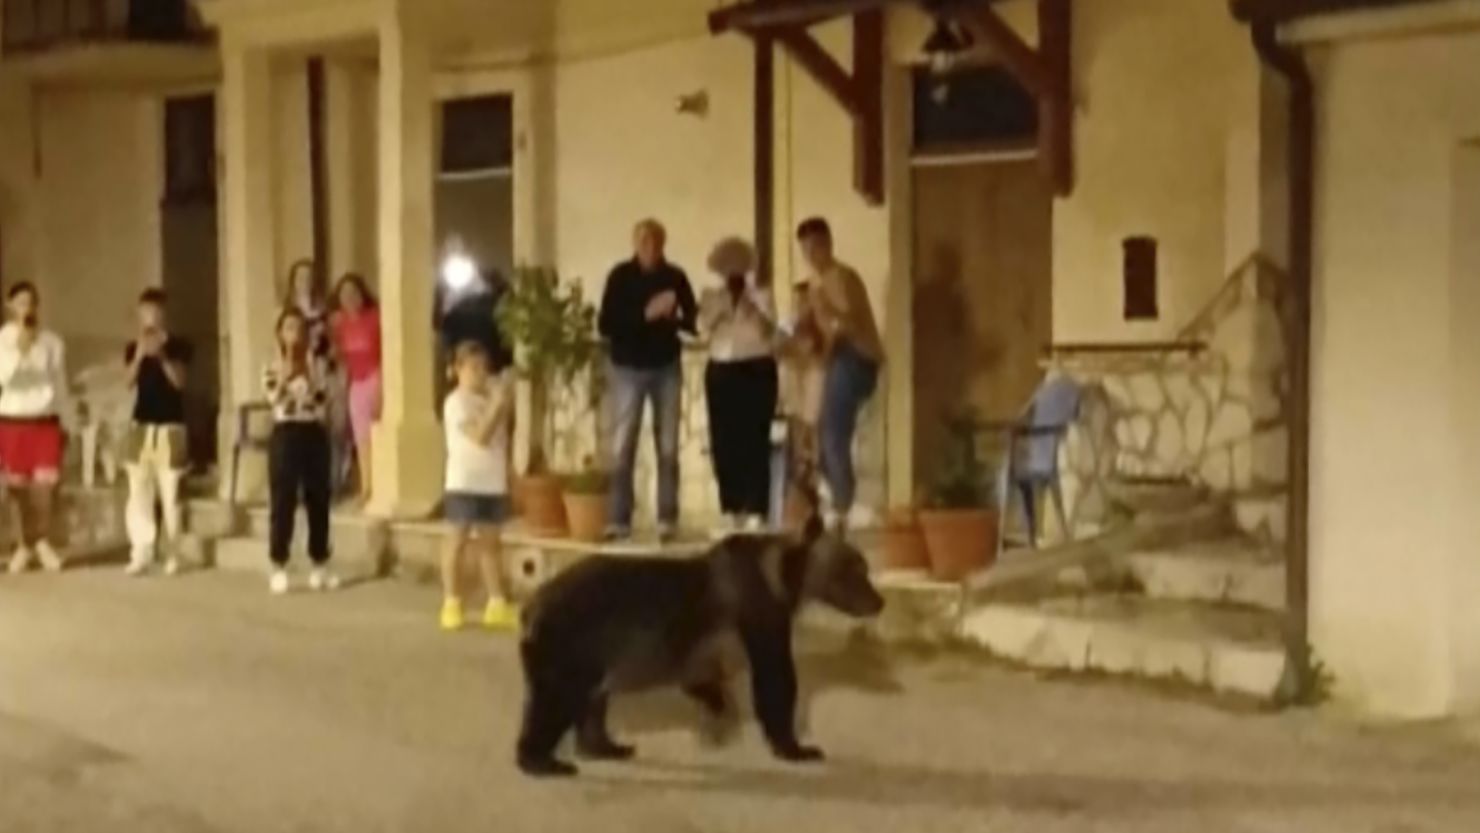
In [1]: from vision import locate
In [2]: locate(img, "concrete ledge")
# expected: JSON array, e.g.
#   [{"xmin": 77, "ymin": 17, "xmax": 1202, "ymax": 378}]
[
  {"xmin": 1124, "ymin": 540, "xmax": 1285, "ymax": 611},
  {"xmin": 960, "ymin": 596, "xmax": 1285, "ymax": 700}
]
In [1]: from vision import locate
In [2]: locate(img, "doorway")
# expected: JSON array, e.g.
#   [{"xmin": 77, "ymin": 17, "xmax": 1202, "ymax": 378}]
[
  {"xmin": 909, "ymin": 65, "xmax": 1053, "ymax": 498},
  {"xmin": 433, "ymin": 93, "xmax": 515, "ymax": 404},
  {"xmin": 159, "ymin": 93, "xmax": 220, "ymax": 469}
]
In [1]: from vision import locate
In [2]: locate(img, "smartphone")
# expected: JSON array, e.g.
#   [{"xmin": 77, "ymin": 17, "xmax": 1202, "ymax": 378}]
[{"xmin": 726, "ymin": 274, "xmax": 745, "ymax": 302}]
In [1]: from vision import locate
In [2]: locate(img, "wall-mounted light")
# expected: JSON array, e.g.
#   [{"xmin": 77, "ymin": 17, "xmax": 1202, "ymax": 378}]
[
  {"xmin": 922, "ymin": 17, "xmax": 972, "ymax": 77},
  {"xmin": 676, "ymin": 90, "xmax": 709, "ymax": 117}
]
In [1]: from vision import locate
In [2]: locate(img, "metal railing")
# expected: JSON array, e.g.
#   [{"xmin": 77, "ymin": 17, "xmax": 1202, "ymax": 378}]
[{"xmin": 1, "ymin": 0, "xmax": 209, "ymax": 55}]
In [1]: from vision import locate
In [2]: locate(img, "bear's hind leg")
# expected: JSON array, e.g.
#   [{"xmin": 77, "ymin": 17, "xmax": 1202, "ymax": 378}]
[{"xmin": 575, "ymin": 693, "xmax": 636, "ymax": 761}]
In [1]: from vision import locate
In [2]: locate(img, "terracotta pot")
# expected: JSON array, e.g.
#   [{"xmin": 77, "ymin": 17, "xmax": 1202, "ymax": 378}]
[
  {"xmin": 520, "ymin": 474, "xmax": 568, "ymax": 536},
  {"xmin": 919, "ymin": 508, "xmax": 999, "ymax": 582},
  {"xmin": 563, "ymin": 490, "xmax": 609, "ymax": 543},
  {"xmin": 881, "ymin": 509, "xmax": 930, "ymax": 572}
]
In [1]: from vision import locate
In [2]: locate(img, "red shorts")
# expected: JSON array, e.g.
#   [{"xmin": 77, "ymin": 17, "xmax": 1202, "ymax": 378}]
[{"xmin": 0, "ymin": 419, "xmax": 63, "ymax": 484}]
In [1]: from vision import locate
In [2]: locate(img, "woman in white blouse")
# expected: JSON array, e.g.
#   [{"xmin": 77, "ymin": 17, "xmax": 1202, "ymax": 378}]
[{"xmin": 698, "ymin": 237, "xmax": 778, "ymax": 533}]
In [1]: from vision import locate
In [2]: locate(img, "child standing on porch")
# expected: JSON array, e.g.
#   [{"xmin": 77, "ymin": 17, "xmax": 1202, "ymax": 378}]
[
  {"xmin": 439, "ymin": 341, "xmax": 518, "ymax": 632},
  {"xmin": 123, "ymin": 288, "xmax": 193, "ymax": 577}
]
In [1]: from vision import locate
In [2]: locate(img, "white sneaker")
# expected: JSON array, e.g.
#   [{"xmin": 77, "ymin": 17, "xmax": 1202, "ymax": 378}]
[
  {"xmin": 125, "ymin": 548, "xmax": 152, "ymax": 577},
  {"xmin": 7, "ymin": 546, "xmax": 33, "ymax": 575},
  {"xmin": 309, "ymin": 567, "xmax": 340, "ymax": 593},
  {"xmin": 162, "ymin": 557, "xmax": 180, "ymax": 577},
  {"xmin": 743, "ymin": 515, "xmax": 766, "ymax": 533},
  {"xmin": 269, "ymin": 569, "xmax": 290, "ymax": 595},
  {"xmin": 35, "ymin": 542, "xmax": 63, "ymax": 573}
]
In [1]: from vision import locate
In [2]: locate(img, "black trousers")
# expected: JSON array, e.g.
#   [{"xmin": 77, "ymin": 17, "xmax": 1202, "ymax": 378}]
[
  {"xmin": 268, "ymin": 422, "xmax": 332, "ymax": 566},
  {"xmin": 705, "ymin": 357, "xmax": 779, "ymax": 517}
]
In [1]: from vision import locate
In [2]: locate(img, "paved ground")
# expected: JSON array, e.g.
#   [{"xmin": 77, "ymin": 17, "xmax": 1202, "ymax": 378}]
[{"xmin": 2, "ymin": 569, "xmax": 1479, "ymax": 833}]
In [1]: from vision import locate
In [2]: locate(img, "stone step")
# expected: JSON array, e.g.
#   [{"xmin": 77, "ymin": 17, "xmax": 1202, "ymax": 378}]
[
  {"xmin": 1104, "ymin": 476, "xmax": 1211, "ymax": 517},
  {"xmin": 1121, "ymin": 539, "xmax": 1285, "ymax": 611},
  {"xmin": 211, "ymin": 535, "xmax": 382, "ymax": 584},
  {"xmin": 959, "ymin": 594, "xmax": 1286, "ymax": 700},
  {"xmin": 1232, "ymin": 489, "xmax": 1288, "ymax": 548}
]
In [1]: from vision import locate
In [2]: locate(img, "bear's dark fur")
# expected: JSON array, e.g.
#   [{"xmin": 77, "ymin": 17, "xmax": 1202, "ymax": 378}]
[{"xmin": 515, "ymin": 517, "xmax": 884, "ymax": 777}]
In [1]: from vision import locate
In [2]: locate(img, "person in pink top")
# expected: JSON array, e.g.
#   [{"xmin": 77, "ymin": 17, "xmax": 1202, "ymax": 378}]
[{"xmin": 330, "ymin": 273, "xmax": 382, "ymax": 504}]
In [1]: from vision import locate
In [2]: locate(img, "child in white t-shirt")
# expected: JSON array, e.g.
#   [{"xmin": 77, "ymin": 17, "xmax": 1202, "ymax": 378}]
[{"xmin": 440, "ymin": 341, "xmax": 517, "ymax": 631}]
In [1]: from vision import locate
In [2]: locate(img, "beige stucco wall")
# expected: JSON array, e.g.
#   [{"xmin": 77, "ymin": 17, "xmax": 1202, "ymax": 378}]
[
  {"xmin": 0, "ymin": 75, "xmax": 38, "ymax": 288},
  {"xmin": 1308, "ymin": 28, "xmax": 1480, "ymax": 717},
  {"xmin": 1052, "ymin": 0, "xmax": 1258, "ymax": 343},
  {"xmin": 33, "ymin": 88, "xmax": 163, "ymax": 371}
]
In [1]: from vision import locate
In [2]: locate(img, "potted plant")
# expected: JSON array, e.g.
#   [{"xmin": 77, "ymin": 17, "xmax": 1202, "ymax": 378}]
[
  {"xmin": 881, "ymin": 507, "xmax": 930, "ymax": 572},
  {"xmin": 918, "ymin": 410, "xmax": 1000, "ymax": 581},
  {"xmin": 495, "ymin": 266, "xmax": 601, "ymax": 536},
  {"xmin": 561, "ymin": 459, "xmax": 611, "ymax": 543}
]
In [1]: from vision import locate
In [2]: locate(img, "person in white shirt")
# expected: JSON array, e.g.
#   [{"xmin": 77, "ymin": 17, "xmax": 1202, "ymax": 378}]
[
  {"xmin": 439, "ymin": 341, "xmax": 517, "ymax": 632},
  {"xmin": 0, "ymin": 282, "xmax": 68, "ymax": 574},
  {"xmin": 698, "ymin": 237, "xmax": 778, "ymax": 534}
]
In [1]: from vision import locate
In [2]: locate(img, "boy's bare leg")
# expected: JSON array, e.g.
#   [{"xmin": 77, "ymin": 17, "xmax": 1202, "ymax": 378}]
[
  {"xmin": 6, "ymin": 489, "xmax": 33, "ymax": 572},
  {"xmin": 30, "ymin": 484, "xmax": 62, "ymax": 571},
  {"xmin": 439, "ymin": 526, "xmax": 470, "ymax": 630},
  {"xmin": 476, "ymin": 525, "xmax": 518, "ymax": 629}
]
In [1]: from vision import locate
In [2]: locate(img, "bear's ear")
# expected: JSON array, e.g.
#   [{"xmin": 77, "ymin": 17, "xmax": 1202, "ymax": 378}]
[{"xmin": 802, "ymin": 512, "xmax": 824, "ymax": 545}]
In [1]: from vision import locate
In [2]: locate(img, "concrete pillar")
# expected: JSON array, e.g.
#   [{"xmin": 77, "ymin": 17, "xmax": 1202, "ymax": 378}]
[
  {"xmin": 218, "ymin": 42, "xmax": 279, "ymax": 501},
  {"xmin": 368, "ymin": 11, "xmax": 444, "ymax": 518}
]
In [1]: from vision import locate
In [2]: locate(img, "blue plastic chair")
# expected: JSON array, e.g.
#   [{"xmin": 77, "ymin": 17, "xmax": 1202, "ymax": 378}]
[{"xmin": 992, "ymin": 376, "xmax": 1081, "ymax": 551}]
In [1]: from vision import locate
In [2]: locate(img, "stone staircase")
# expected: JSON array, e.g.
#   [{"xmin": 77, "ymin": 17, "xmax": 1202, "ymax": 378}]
[{"xmin": 820, "ymin": 477, "xmax": 1290, "ymax": 702}]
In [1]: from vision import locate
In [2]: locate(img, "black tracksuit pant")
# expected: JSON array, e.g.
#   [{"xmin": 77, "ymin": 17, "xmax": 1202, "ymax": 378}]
[
  {"xmin": 268, "ymin": 422, "xmax": 332, "ymax": 566},
  {"xmin": 704, "ymin": 357, "xmax": 778, "ymax": 518}
]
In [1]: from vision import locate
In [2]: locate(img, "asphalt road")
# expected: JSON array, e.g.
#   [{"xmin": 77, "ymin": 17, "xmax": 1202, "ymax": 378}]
[{"xmin": 2, "ymin": 568, "xmax": 1479, "ymax": 833}]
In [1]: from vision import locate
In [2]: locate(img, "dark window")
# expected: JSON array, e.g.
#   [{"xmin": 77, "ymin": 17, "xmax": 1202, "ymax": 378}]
[
  {"xmin": 129, "ymin": 0, "xmax": 192, "ymax": 40},
  {"xmin": 1123, "ymin": 237, "xmax": 1159, "ymax": 321},
  {"xmin": 440, "ymin": 95, "xmax": 514, "ymax": 175},
  {"xmin": 912, "ymin": 65, "xmax": 1037, "ymax": 155},
  {"xmin": 163, "ymin": 95, "xmax": 216, "ymax": 204}
]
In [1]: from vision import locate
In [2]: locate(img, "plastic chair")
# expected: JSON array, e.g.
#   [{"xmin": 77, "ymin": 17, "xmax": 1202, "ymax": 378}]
[
  {"xmin": 989, "ymin": 376, "xmax": 1081, "ymax": 551},
  {"xmin": 229, "ymin": 401, "xmax": 274, "ymax": 506}
]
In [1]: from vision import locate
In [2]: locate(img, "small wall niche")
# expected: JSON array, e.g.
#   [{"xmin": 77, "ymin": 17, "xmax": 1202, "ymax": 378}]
[{"xmin": 1123, "ymin": 236, "xmax": 1159, "ymax": 321}]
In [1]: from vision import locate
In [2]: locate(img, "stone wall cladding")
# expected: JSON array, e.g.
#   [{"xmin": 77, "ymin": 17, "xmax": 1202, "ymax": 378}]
[{"xmin": 1051, "ymin": 256, "xmax": 1290, "ymax": 547}]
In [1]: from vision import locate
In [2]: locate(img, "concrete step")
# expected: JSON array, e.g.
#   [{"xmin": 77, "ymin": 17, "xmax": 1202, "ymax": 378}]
[
  {"xmin": 1121, "ymin": 539, "xmax": 1284, "ymax": 611},
  {"xmin": 1232, "ymin": 489, "xmax": 1288, "ymax": 548},
  {"xmin": 1104, "ymin": 476, "xmax": 1211, "ymax": 517},
  {"xmin": 959, "ymin": 594, "xmax": 1286, "ymax": 700},
  {"xmin": 211, "ymin": 535, "xmax": 383, "ymax": 584}
]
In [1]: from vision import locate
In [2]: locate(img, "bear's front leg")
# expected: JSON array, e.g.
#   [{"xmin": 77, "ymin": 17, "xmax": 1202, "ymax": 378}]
[{"xmin": 740, "ymin": 624, "xmax": 824, "ymax": 764}]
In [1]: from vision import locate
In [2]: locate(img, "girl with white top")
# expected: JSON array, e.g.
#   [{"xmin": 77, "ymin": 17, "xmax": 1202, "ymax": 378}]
[
  {"xmin": 440, "ymin": 341, "xmax": 517, "ymax": 632},
  {"xmin": 0, "ymin": 282, "xmax": 68, "ymax": 574},
  {"xmin": 698, "ymin": 237, "xmax": 778, "ymax": 533},
  {"xmin": 262, "ymin": 307, "xmax": 338, "ymax": 595}
]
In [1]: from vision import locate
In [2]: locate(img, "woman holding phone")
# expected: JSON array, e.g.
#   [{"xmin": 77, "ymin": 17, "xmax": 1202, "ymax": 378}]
[{"xmin": 697, "ymin": 237, "xmax": 778, "ymax": 535}]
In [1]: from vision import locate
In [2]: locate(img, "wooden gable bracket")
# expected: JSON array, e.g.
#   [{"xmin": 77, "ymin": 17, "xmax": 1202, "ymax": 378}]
[
  {"xmin": 946, "ymin": 0, "xmax": 1073, "ymax": 195},
  {"xmin": 776, "ymin": 11, "xmax": 887, "ymax": 205},
  {"xmin": 712, "ymin": 4, "xmax": 887, "ymax": 206},
  {"xmin": 709, "ymin": 0, "xmax": 1073, "ymax": 205}
]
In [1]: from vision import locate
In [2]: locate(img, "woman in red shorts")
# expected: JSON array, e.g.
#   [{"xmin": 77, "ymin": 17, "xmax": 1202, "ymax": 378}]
[{"xmin": 0, "ymin": 282, "xmax": 69, "ymax": 574}]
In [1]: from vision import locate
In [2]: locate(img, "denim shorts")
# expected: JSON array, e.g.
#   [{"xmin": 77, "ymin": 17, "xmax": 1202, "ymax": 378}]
[{"xmin": 443, "ymin": 492, "xmax": 511, "ymax": 526}]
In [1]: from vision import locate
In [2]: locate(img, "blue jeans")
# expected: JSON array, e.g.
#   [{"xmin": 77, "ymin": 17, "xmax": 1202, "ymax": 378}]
[
  {"xmin": 607, "ymin": 361, "xmax": 682, "ymax": 529},
  {"xmin": 819, "ymin": 343, "xmax": 879, "ymax": 514}
]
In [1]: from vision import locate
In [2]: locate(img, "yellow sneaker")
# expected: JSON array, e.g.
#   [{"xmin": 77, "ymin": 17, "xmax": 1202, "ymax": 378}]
[
  {"xmin": 439, "ymin": 598, "xmax": 465, "ymax": 632},
  {"xmin": 482, "ymin": 598, "xmax": 520, "ymax": 631}
]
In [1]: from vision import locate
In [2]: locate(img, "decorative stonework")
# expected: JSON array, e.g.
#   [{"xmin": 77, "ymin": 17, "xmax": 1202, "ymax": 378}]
[{"xmin": 1050, "ymin": 257, "xmax": 1291, "ymax": 546}]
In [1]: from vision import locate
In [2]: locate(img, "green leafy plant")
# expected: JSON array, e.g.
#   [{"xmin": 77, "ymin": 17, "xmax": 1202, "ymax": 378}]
[
  {"xmin": 494, "ymin": 266, "xmax": 600, "ymax": 474},
  {"xmin": 929, "ymin": 409, "xmax": 999, "ymax": 510},
  {"xmin": 561, "ymin": 457, "xmax": 611, "ymax": 495}
]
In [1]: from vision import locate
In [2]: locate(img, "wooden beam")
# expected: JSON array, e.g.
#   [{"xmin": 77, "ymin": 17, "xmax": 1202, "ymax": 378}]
[
  {"xmin": 1038, "ymin": 0, "xmax": 1073, "ymax": 195},
  {"xmin": 953, "ymin": 2, "xmax": 1049, "ymax": 97},
  {"xmin": 776, "ymin": 28, "xmax": 860, "ymax": 116},
  {"xmin": 853, "ymin": 8, "xmax": 885, "ymax": 205},
  {"xmin": 710, "ymin": 0, "xmax": 897, "ymax": 35},
  {"xmin": 755, "ymin": 35, "xmax": 776, "ymax": 286}
]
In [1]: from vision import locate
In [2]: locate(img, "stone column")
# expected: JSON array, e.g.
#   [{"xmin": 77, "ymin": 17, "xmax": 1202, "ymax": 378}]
[
  {"xmin": 218, "ymin": 41, "xmax": 279, "ymax": 501},
  {"xmin": 368, "ymin": 10, "xmax": 445, "ymax": 518}
]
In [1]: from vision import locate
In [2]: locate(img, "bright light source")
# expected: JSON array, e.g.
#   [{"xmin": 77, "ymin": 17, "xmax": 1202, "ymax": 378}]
[{"xmin": 441, "ymin": 254, "xmax": 478, "ymax": 291}]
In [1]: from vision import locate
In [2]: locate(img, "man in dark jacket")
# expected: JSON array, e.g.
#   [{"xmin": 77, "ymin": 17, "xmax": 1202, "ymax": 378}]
[{"xmin": 598, "ymin": 218, "xmax": 697, "ymax": 541}]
